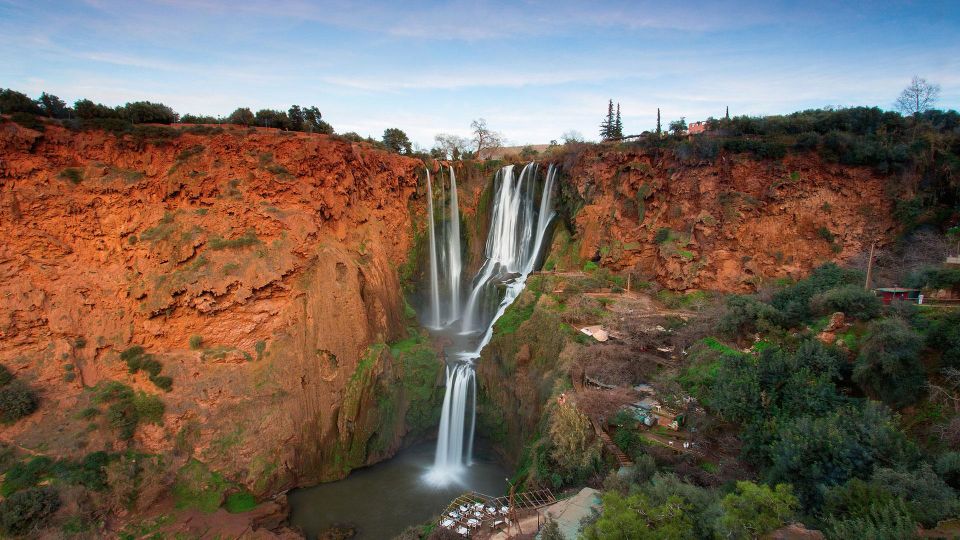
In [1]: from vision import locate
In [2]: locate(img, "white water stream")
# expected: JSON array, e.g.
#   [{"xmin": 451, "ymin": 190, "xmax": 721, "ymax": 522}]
[{"xmin": 424, "ymin": 163, "xmax": 557, "ymax": 486}]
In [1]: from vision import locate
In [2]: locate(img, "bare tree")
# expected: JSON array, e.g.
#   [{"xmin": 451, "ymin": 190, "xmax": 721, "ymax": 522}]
[
  {"xmin": 895, "ymin": 76, "xmax": 941, "ymax": 115},
  {"xmin": 561, "ymin": 130, "xmax": 584, "ymax": 144},
  {"xmin": 433, "ymin": 133, "xmax": 470, "ymax": 160},
  {"xmin": 470, "ymin": 118, "xmax": 503, "ymax": 159}
]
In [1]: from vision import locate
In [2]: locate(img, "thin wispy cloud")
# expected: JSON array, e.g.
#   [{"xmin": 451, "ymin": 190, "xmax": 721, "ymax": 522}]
[{"xmin": 1, "ymin": 0, "xmax": 957, "ymax": 146}]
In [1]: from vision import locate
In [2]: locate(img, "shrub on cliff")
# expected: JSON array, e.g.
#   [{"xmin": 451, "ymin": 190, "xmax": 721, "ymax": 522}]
[
  {"xmin": 0, "ymin": 486, "xmax": 60, "ymax": 536},
  {"xmin": 810, "ymin": 285, "xmax": 882, "ymax": 321},
  {"xmin": 94, "ymin": 382, "xmax": 165, "ymax": 439},
  {"xmin": 771, "ymin": 263, "xmax": 863, "ymax": 327},
  {"xmin": 0, "ymin": 365, "xmax": 13, "ymax": 387},
  {"xmin": 853, "ymin": 318, "xmax": 925, "ymax": 408},
  {"xmin": 10, "ymin": 112, "xmax": 45, "ymax": 131},
  {"xmin": 0, "ymin": 382, "xmax": 38, "ymax": 424}
]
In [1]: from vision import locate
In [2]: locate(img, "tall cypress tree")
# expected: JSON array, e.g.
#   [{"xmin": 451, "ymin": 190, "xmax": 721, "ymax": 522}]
[
  {"xmin": 614, "ymin": 103, "xmax": 623, "ymax": 138},
  {"xmin": 725, "ymin": 105, "xmax": 730, "ymax": 120},
  {"xmin": 656, "ymin": 108, "xmax": 661, "ymax": 136},
  {"xmin": 600, "ymin": 99, "xmax": 615, "ymax": 140}
]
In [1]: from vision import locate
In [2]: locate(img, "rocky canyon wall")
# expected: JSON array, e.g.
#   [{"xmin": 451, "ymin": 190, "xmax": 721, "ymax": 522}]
[{"xmin": 0, "ymin": 121, "xmax": 440, "ymax": 495}]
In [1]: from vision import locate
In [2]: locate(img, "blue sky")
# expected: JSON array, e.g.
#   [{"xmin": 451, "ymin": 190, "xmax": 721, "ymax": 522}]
[{"xmin": 1, "ymin": 1, "xmax": 958, "ymax": 147}]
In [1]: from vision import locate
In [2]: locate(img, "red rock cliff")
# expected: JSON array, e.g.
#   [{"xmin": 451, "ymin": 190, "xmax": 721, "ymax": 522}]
[
  {"xmin": 0, "ymin": 122, "xmax": 434, "ymax": 492},
  {"xmin": 558, "ymin": 146, "xmax": 894, "ymax": 291}
]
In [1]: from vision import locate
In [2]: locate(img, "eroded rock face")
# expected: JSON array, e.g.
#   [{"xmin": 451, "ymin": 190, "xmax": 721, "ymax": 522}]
[
  {"xmin": 0, "ymin": 122, "xmax": 434, "ymax": 492},
  {"xmin": 561, "ymin": 147, "xmax": 895, "ymax": 291}
]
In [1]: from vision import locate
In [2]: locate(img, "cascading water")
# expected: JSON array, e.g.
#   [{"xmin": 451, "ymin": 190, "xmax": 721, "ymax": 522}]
[
  {"xmin": 425, "ymin": 163, "xmax": 558, "ymax": 486},
  {"xmin": 425, "ymin": 169, "xmax": 442, "ymax": 328},
  {"xmin": 446, "ymin": 166, "xmax": 462, "ymax": 323}
]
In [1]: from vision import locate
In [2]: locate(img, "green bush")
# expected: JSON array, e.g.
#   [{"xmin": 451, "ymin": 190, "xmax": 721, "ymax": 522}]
[
  {"xmin": 853, "ymin": 318, "xmax": 925, "ymax": 408},
  {"xmin": 0, "ymin": 365, "xmax": 13, "ymax": 387},
  {"xmin": 94, "ymin": 382, "xmax": 164, "ymax": 439},
  {"xmin": 0, "ymin": 382, "xmax": 38, "ymax": 424},
  {"xmin": 149, "ymin": 375, "xmax": 173, "ymax": 392},
  {"xmin": 654, "ymin": 227, "xmax": 672, "ymax": 244},
  {"xmin": 133, "ymin": 392, "xmax": 165, "ymax": 424},
  {"xmin": 771, "ymin": 263, "xmax": 863, "ymax": 326},
  {"xmin": 10, "ymin": 112, "xmax": 44, "ymax": 131},
  {"xmin": 58, "ymin": 167, "xmax": 83, "ymax": 184},
  {"xmin": 0, "ymin": 486, "xmax": 60, "ymax": 536},
  {"xmin": 189, "ymin": 335, "xmax": 203, "ymax": 350},
  {"xmin": 935, "ymin": 452, "xmax": 960, "ymax": 490},
  {"xmin": 717, "ymin": 482, "xmax": 798, "ymax": 539},
  {"xmin": 719, "ymin": 294, "xmax": 781, "ymax": 337},
  {"xmin": 810, "ymin": 285, "xmax": 882, "ymax": 320}
]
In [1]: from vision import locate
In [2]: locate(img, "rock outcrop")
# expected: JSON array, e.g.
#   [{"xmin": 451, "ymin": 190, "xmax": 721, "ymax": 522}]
[
  {"xmin": 559, "ymin": 146, "xmax": 895, "ymax": 291},
  {"xmin": 0, "ymin": 121, "xmax": 439, "ymax": 498}
]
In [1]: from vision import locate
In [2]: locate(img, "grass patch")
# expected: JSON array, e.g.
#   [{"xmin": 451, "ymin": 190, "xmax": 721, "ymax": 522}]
[
  {"xmin": 208, "ymin": 230, "xmax": 260, "ymax": 250},
  {"xmin": 173, "ymin": 459, "xmax": 229, "ymax": 513},
  {"xmin": 225, "ymin": 491, "xmax": 257, "ymax": 513}
]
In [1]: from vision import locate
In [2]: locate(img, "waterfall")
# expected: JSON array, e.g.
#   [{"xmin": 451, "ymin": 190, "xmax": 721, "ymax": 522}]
[
  {"xmin": 446, "ymin": 166, "xmax": 462, "ymax": 323},
  {"xmin": 425, "ymin": 162, "xmax": 557, "ymax": 486},
  {"xmin": 425, "ymin": 169, "xmax": 441, "ymax": 328}
]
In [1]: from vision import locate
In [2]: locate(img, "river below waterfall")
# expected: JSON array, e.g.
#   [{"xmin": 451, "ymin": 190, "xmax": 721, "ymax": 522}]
[{"xmin": 287, "ymin": 439, "xmax": 509, "ymax": 539}]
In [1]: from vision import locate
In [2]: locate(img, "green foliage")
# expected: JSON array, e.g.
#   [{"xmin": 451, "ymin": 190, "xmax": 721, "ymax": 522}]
[
  {"xmin": 208, "ymin": 230, "xmax": 260, "ymax": 250},
  {"xmin": 0, "ymin": 382, "xmax": 38, "ymax": 424},
  {"xmin": 493, "ymin": 295, "xmax": 537, "ymax": 335},
  {"xmin": 771, "ymin": 263, "xmax": 864, "ymax": 327},
  {"xmin": 0, "ymin": 365, "xmax": 13, "ymax": 387},
  {"xmin": 583, "ymin": 260, "xmax": 599, "ymax": 272},
  {"xmin": 935, "ymin": 451, "xmax": 960, "ymax": 490},
  {"xmin": 140, "ymin": 212, "xmax": 176, "ymax": 242},
  {"xmin": 582, "ymin": 491, "xmax": 694, "ymax": 540},
  {"xmin": 717, "ymin": 482, "xmax": 799, "ymax": 540},
  {"xmin": 225, "ymin": 491, "xmax": 257, "ymax": 513},
  {"xmin": 810, "ymin": 285, "xmax": 882, "ymax": 320},
  {"xmin": 871, "ymin": 464, "xmax": 960, "ymax": 527},
  {"xmin": 654, "ymin": 227, "xmax": 672, "ymax": 244},
  {"xmin": 908, "ymin": 265, "xmax": 960, "ymax": 290},
  {"xmin": 189, "ymin": 335, "xmax": 203, "ymax": 350},
  {"xmin": 0, "ymin": 486, "xmax": 60, "ymax": 536},
  {"xmin": 226, "ymin": 107, "xmax": 254, "ymax": 126},
  {"xmin": 926, "ymin": 310, "xmax": 960, "ymax": 368},
  {"xmin": 149, "ymin": 375, "xmax": 173, "ymax": 392},
  {"xmin": 120, "ymin": 346, "xmax": 171, "ymax": 391},
  {"xmin": 823, "ymin": 498, "xmax": 917, "ymax": 540},
  {"xmin": 94, "ymin": 382, "xmax": 165, "ymax": 439},
  {"xmin": 58, "ymin": 167, "xmax": 84, "ymax": 184},
  {"xmin": 548, "ymin": 403, "xmax": 600, "ymax": 478},
  {"xmin": 0, "ymin": 88, "xmax": 43, "ymax": 114},
  {"xmin": 765, "ymin": 402, "xmax": 917, "ymax": 507},
  {"xmin": 382, "ymin": 128, "xmax": 413, "ymax": 154},
  {"xmin": 853, "ymin": 318, "xmax": 925, "ymax": 408},
  {"xmin": 173, "ymin": 459, "xmax": 229, "ymax": 513},
  {"xmin": 718, "ymin": 294, "xmax": 781, "ymax": 337},
  {"xmin": 254, "ymin": 108, "xmax": 290, "ymax": 129},
  {"xmin": 255, "ymin": 340, "xmax": 267, "ymax": 360}
]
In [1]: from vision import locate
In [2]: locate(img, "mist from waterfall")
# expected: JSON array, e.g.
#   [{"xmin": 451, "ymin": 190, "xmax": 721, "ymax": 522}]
[{"xmin": 424, "ymin": 163, "xmax": 558, "ymax": 486}]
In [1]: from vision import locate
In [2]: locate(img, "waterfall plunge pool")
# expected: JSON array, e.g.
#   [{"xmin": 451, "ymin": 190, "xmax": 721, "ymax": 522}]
[{"xmin": 287, "ymin": 439, "xmax": 509, "ymax": 539}]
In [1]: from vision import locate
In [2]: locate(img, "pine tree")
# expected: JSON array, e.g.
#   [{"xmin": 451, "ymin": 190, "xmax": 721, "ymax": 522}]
[
  {"xmin": 656, "ymin": 108, "xmax": 662, "ymax": 136},
  {"xmin": 599, "ymin": 99, "xmax": 615, "ymax": 140},
  {"xmin": 725, "ymin": 106, "xmax": 730, "ymax": 120},
  {"xmin": 614, "ymin": 103, "xmax": 623, "ymax": 139}
]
